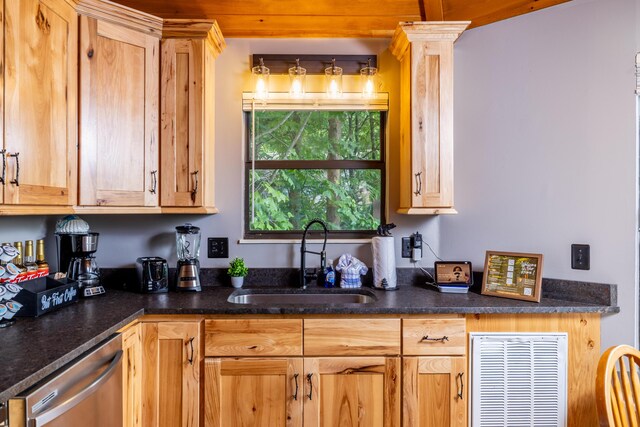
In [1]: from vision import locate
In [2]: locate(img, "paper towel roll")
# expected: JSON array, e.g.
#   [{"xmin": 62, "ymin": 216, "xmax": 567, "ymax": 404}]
[{"xmin": 372, "ymin": 236, "xmax": 397, "ymax": 289}]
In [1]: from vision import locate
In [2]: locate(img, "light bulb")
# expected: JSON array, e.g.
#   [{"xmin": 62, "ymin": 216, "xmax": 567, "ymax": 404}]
[
  {"xmin": 289, "ymin": 60, "xmax": 306, "ymax": 98},
  {"xmin": 363, "ymin": 77, "xmax": 374, "ymax": 98},
  {"xmin": 251, "ymin": 59, "xmax": 269, "ymax": 100},
  {"xmin": 360, "ymin": 60, "xmax": 378, "ymax": 98},
  {"xmin": 290, "ymin": 78, "xmax": 303, "ymax": 98},
  {"xmin": 255, "ymin": 76, "xmax": 267, "ymax": 100},
  {"xmin": 325, "ymin": 60, "xmax": 343, "ymax": 98},
  {"xmin": 328, "ymin": 78, "xmax": 340, "ymax": 97}
]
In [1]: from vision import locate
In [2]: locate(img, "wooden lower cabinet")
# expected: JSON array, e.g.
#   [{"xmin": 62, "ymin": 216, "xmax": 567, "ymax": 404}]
[
  {"xmin": 142, "ymin": 321, "xmax": 201, "ymax": 427},
  {"xmin": 304, "ymin": 357, "xmax": 401, "ymax": 427},
  {"xmin": 402, "ymin": 356, "xmax": 466, "ymax": 427},
  {"xmin": 204, "ymin": 357, "xmax": 303, "ymax": 427},
  {"xmin": 204, "ymin": 357, "xmax": 400, "ymax": 427},
  {"xmin": 126, "ymin": 314, "xmax": 600, "ymax": 426},
  {"xmin": 122, "ymin": 324, "xmax": 142, "ymax": 427}
]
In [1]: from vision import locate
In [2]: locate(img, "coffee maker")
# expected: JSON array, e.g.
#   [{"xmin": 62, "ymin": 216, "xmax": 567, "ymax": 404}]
[
  {"xmin": 55, "ymin": 215, "xmax": 105, "ymax": 297},
  {"xmin": 175, "ymin": 223, "xmax": 201, "ymax": 291},
  {"xmin": 67, "ymin": 233, "xmax": 104, "ymax": 297}
]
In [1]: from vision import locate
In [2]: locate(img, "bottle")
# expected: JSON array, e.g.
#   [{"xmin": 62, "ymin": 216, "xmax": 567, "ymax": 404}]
[
  {"xmin": 12, "ymin": 241, "xmax": 27, "ymax": 279},
  {"xmin": 36, "ymin": 239, "xmax": 49, "ymax": 273},
  {"xmin": 324, "ymin": 259, "xmax": 335, "ymax": 288},
  {"xmin": 24, "ymin": 240, "xmax": 38, "ymax": 273}
]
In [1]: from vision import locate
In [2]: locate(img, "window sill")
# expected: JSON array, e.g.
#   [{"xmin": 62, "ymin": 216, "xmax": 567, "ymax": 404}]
[{"xmin": 238, "ymin": 238, "xmax": 372, "ymax": 245}]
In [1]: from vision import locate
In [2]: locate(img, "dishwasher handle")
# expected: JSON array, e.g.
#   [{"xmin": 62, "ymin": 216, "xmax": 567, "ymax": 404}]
[{"xmin": 33, "ymin": 350, "xmax": 123, "ymax": 427}]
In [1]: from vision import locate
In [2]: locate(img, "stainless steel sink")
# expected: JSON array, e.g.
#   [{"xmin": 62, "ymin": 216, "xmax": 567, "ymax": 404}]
[{"xmin": 227, "ymin": 289, "xmax": 376, "ymax": 305}]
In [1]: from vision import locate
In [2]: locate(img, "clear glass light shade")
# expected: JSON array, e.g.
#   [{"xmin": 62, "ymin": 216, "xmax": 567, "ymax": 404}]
[
  {"xmin": 288, "ymin": 64, "xmax": 306, "ymax": 98},
  {"xmin": 360, "ymin": 66, "xmax": 378, "ymax": 98},
  {"xmin": 325, "ymin": 65, "xmax": 343, "ymax": 98},
  {"xmin": 252, "ymin": 64, "xmax": 270, "ymax": 100}
]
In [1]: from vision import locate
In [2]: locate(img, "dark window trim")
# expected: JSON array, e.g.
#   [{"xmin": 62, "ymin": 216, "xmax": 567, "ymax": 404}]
[
  {"xmin": 244, "ymin": 111, "xmax": 387, "ymax": 239},
  {"xmin": 250, "ymin": 160, "xmax": 384, "ymax": 170}
]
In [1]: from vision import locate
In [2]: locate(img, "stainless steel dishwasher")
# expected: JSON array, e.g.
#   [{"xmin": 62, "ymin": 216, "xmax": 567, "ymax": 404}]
[{"xmin": 8, "ymin": 334, "xmax": 122, "ymax": 427}]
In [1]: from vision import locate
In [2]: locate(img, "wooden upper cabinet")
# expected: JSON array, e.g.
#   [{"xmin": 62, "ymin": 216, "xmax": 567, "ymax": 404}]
[
  {"xmin": 78, "ymin": 7, "xmax": 161, "ymax": 207},
  {"xmin": 160, "ymin": 20, "xmax": 225, "ymax": 210},
  {"xmin": 390, "ymin": 22, "xmax": 469, "ymax": 214},
  {"xmin": 3, "ymin": 0, "xmax": 77, "ymax": 206}
]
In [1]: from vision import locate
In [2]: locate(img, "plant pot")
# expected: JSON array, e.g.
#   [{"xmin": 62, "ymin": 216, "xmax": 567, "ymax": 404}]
[{"xmin": 231, "ymin": 276, "xmax": 244, "ymax": 288}]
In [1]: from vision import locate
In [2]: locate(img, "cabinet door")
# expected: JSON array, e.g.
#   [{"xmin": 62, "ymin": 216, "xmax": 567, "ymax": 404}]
[
  {"xmin": 160, "ymin": 39, "xmax": 207, "ymax": 207},
  {"xmin": 403, "ymin": 356, "xmax": 466, "ymax": 427},
  {"xmin": 142, "ymin": 321, "xmax": 201, "ymax": 427},
  {"xmin": 79, "ymin": 15, "xmax": 159, "ymax": 206},
  {"xmin": 122, "ymin": 324, "xmax": 142, "ymax": 427},
  {"xmin": 204, "ymin": 357, "xmax": 303, "ymax": 427},
  {"xmin": 303, "ymin": 357, "xmax": 400, "ymax": 427},
  {"xmin": 409, "ymin": 40, "xmax": 454, "ymax": 209},
  {"xmin": 4, "ymin": 0, "xmax": 77, "ymax": 205}
]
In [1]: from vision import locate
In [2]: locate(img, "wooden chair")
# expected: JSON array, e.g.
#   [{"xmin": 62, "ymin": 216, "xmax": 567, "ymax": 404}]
[{"xmin": 596, "ymin": 345, "xmax": 640, "ymax": 426}]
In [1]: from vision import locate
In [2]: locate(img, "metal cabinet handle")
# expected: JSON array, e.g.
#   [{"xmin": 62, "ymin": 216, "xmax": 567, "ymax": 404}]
[
  {"xmin": 456, "ymin": 372, "xmax": 464, "ymax": 400},
  {"xmin": 0, "ymin": 149, "xmax": 6, "ymax": 185},
  {"xmin": 150, "ymin": 170, "xmax": 158, "ymax": 194},
  {"xmin": 306, "ymin": 373, "xmax": 314, "ymax": 401},
  {"xmin": 420, "ymin": 335, "xmax": 449, "ymax": 343},
  {"xmin": 191, "ymin": 170, "xmax": 199, "ymax": 202},
  {"xmin": 34, "ymin": 350, "xmax": 123, "ymax": 426},
  {"xmin": 414, "ymin": 172, "xmax": 422, "ymax": 196},
  {"xmin": 293, "ymin": 373, "xmax": 299, "ymax": 401},
  {"xmin": 187, "ymin": 337, "xmax": 195, "ymax": 365},
  {"xmin": 9, "ymin": 152, "xmax": 19, "ymax": 186}
]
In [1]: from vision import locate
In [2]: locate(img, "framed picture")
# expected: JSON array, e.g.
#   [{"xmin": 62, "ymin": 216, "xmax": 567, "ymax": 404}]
[{"xmin": 481, "ymin": 251, "xmax": 544, "ymax": 302}]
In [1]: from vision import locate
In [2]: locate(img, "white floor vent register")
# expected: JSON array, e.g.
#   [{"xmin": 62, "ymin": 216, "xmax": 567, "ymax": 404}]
[{"xmin": 469, "ymin": 333, "xmax": 568, "ymax": 427}]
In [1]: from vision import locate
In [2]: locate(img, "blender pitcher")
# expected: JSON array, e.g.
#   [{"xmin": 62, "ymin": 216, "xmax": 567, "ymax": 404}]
[{"xmin": 175, "ymin": 223, "xmax": 201, "ymax": 291}]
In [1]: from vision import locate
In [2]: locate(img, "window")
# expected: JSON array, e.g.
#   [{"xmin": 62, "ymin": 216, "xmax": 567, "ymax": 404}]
[{"xmin": 244, "ymin": 94, "xmax": 387, "ymax": 238}]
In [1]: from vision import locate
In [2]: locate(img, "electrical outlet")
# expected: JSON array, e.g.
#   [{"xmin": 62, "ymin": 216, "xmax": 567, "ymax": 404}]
[
  {"xmin": 571, "ymin": 244, "xmax": 590, "ymax": 270},
  {"xmin": 411, "ymin": 232, "xmax": 423, "ymax": 262},
  {"xmin": 208, "ymin": 237, "xmax": 229, "ymax": 258},
  {"xmin": 401, "ymin": 237, "xmax": 411, "ymax": 258}
]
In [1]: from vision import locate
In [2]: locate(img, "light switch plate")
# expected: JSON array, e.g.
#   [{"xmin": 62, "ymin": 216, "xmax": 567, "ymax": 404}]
[
  {"xmin": 208, "ymin": 238, "xmax": 229, "ymax": 258},
  {"xmin": 571, "ymin": 244, "xmax": 590, "ymax": 270}
]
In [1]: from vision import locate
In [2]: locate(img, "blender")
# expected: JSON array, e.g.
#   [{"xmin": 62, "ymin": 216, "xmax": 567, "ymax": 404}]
[{"xmin": 175, "ymin": 223, "xmax": 201, "ymax": 291}]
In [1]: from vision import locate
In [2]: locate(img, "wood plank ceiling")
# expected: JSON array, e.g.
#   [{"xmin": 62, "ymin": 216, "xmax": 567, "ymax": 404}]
[{"xmin": 111, "ymin": 0, "xmax": 572, "ymax": 37}]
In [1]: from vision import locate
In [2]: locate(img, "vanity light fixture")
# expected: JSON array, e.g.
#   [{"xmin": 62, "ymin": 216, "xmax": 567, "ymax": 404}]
[
  {"xmin": 325, "ymin": 58, "xmax": 343, "ymax": 98},
  {"xmin": 360, "ymin": 58, "xmax": 378, "ymax": 98},
  {"xmin": 288, "ymin": 59, "xmax": 306, "ymax": 98},
  {"xmin": 251, "ymin": 57, "xmax": 270, "ymax": 100},
  {"xmin": 250, "ymin": 55, "xmax": 378, "ymax": 99}
]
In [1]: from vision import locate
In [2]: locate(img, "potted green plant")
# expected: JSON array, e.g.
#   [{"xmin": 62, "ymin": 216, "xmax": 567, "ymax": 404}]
[{"xmin": 228, "ymin": 257, "xmax": 249, "ymax": 288}]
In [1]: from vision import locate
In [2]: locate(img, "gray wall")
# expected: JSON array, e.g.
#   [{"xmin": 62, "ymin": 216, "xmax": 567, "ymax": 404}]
[
  {"xmin": 441, "ymin": 0, "xmax": 639, "ymax": 349},
  {"xmin": 0, "ymin": 0, "xmax": 636, "ymax": 348}
]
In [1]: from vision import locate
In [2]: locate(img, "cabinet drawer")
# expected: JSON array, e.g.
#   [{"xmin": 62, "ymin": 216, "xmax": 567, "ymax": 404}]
[
  {"xmin": 205, "ymin": 319, "xmax": 302, "ymax": 356},
  {"xmin": 402, "ymin": 318, "xmax": 466, "ymax": 355},
  {"xmin": 304, "ymin": 319, "xmax": 401, "ymax": 356}
]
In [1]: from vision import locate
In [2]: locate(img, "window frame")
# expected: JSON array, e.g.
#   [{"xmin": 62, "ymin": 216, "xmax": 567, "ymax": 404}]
[{"xmin": 243, "ymin": 101, "xmax": 387, "ymax": 240}]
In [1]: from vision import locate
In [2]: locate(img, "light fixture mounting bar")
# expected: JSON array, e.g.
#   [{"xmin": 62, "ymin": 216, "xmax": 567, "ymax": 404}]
[{"xmin": 251, "ymin": 54, "xmax": 377, "ymax": 75}]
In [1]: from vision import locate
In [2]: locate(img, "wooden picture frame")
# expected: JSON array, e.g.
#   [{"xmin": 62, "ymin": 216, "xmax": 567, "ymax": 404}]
[{"xmin": 481, "ymin": 251, "xmax": 544, "ymax": 302}]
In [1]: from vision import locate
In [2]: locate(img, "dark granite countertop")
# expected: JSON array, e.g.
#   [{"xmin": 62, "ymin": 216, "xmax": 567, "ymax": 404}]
[{"xmin": 0, "ymin": 281, "xmax": 619, "ymax": 402}]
